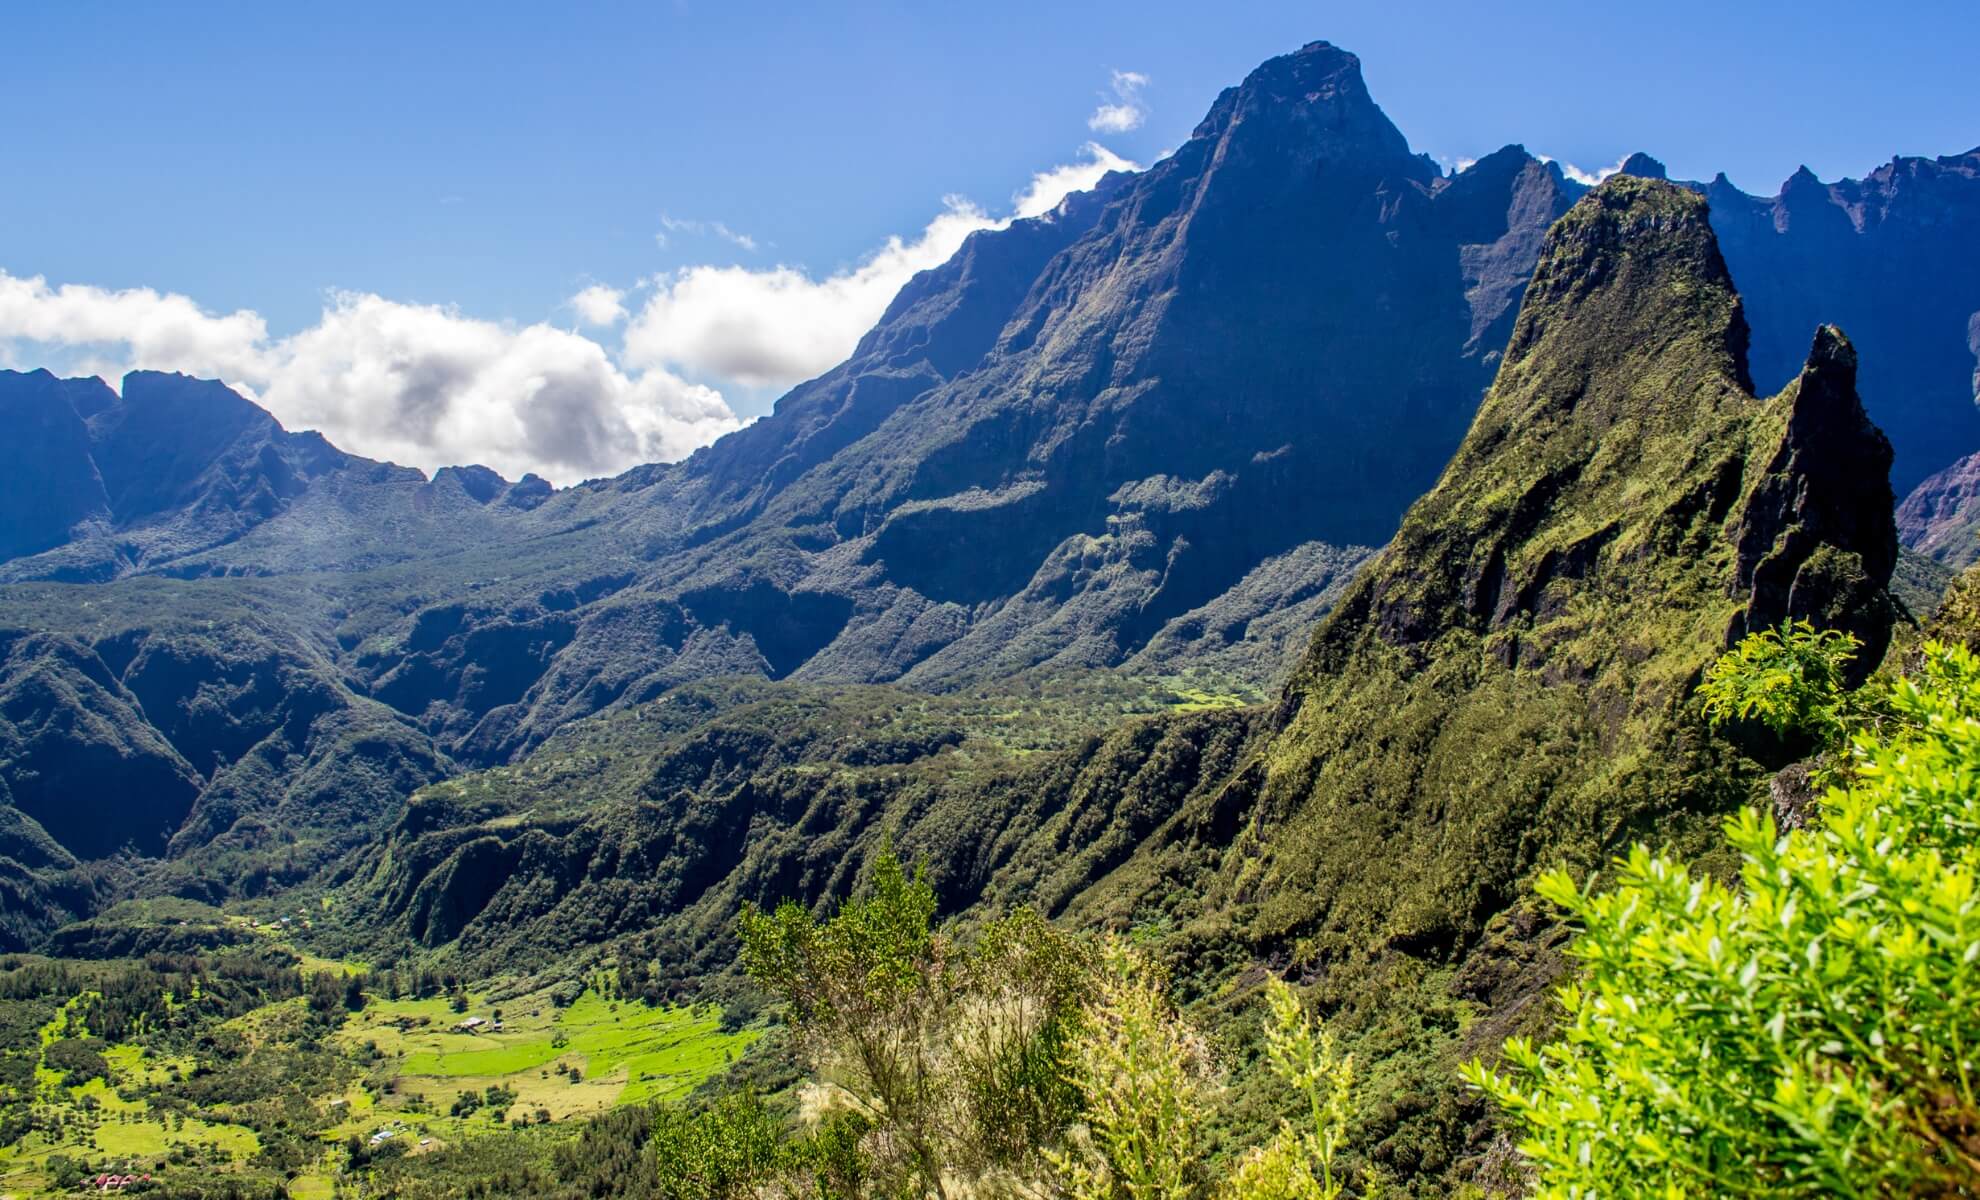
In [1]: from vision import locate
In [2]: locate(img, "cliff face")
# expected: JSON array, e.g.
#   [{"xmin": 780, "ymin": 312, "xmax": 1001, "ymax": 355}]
[{"xmin": 1697, "ymin": 148, "xmax": 1980, "ymax": 497}]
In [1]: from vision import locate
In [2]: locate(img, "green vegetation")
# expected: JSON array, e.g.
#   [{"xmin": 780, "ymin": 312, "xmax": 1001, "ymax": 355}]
[
  {"xmin": 1051, "ymin": 936, "xmax": 1216, "ymax": 1200},
  {"xmin": 373, "ymin": 988, "xmax": 754, "ymax": 1106},
  {"xmin": 1699, "ymin": 619, "xmax": 1863, "ymax": 744},
  {"xmin": 1469, "ymin": 630, "xmax": 1980, "ymax": 1195},
  {"xmin": 740, "ymin": 850, "xmax": 1088, "ymax": 1197},
  {"xmin": 0, "ymin": 935, "xmax": 754, "ymax": 1198}
]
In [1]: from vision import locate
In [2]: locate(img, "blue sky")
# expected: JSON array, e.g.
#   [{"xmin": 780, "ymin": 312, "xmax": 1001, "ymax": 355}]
[{"xmin": 2, "ymin": 0, "xmax": 1975, "ymax": 481}]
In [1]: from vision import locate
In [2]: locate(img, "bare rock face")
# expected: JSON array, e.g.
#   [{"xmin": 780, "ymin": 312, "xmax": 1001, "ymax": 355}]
[
  {"xmin": 1897, "ymin": 310, "xmax": 1980, "ymax": 566},
  {"xmin": 1700, "ymin": 148, "xmax": 1980, "ymax": 497}
]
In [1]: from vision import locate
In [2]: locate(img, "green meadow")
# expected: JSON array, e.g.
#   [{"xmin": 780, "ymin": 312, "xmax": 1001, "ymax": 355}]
[{"xmin": 1, "ymin": 975, "xmax": 757, "ymax": 1200}]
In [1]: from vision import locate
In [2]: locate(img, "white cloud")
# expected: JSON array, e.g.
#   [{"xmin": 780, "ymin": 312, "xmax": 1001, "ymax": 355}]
[
  {"xmin": 1541, "ymin": 154, "xmax": 1630, "ymax": 188},
  {"xmin": 1088, "ymin": 69, "xmax": 1149, "ymax": 134},
  {"xmin": 570, "ymin": 284, "xmax": 627, "ymax": 326},
  {"xmin": 0, "ymin": 141, "xmax": 1140, "ymax": 485},
  {"xmin": 656, "ymin": 215, "xmax": 758, "ymax": 252},
  {"xmin": 623, "ymin": 142, "xmax": 1137, "ymax": 392},
  {"xmin": 0, "ymin": 272, "xmax": 741, "ymax": 485}
]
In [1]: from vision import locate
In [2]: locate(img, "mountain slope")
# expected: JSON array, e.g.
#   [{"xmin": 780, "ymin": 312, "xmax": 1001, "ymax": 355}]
[{"xmin": 1899, "ymin": 447, "xmax": 1980, "ymax": 567}]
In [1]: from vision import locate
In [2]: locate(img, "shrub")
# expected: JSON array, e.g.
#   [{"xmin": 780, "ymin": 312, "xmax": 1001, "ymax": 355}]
[
  {"xmin": 1223, "ymin": 979, "xmax": 1371, "ymax": 1200},
  {"xmin": 1467, "ymin": 637, "xmax": 1980, "ymax": 1196},
  {"xmin": 1050, "ymin": 936, "xmax": 1214, "ymax": 1200}
]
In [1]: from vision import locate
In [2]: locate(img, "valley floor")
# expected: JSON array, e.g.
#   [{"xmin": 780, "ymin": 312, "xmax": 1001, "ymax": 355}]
[{"xmin": 0, "ymin": 942, "xmax": 753, "ymax": 1199}]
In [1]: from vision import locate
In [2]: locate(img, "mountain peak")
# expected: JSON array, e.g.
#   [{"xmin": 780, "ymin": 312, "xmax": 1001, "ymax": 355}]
[
  {"xmin": 1503, "ymin": 176, "xmax": 1746, "ymax": 385},
  {"xmin": 1618, "ymin": 151, "xmax": 1668, "ymax": 179},
  {"xmin": 1783, "ymin": 164, "xmax": 1826, "ymax": 196},
  {"xmin": 1190, "ymin": 38, "xmax": 1414, "ymax": 168}
]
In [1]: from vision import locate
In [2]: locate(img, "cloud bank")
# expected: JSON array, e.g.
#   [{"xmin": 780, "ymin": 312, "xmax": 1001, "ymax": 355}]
[
  {"xmin": 0, "ymin": 143, "xmax": 1136, "ymax": 484},
  {"xmin": 0, "ymin": 272, "xmax": 738, "ymax": 485}
]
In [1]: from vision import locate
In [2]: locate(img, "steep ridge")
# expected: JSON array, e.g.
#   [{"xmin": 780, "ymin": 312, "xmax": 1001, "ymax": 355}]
[
  {"xmin": 331, "ymin": 678, "xmax": 1258, "ymax": 980},
  {"xmin": 0, "ymin": 591, "xmax": 457, "ymax": 949},
  {"xmin": 1169, "ymin": 177, "xmax": 1898, "ymax": 961}
]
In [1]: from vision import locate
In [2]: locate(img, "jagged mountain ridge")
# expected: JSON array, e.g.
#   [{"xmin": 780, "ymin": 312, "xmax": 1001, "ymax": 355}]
[
  {"xmin": 0, "ymin": 368, "xmax": 556, "ymax": 581},
  {"xmin": 1611, "ymin": 147, "xmax": 1980, "ymax": 500}
]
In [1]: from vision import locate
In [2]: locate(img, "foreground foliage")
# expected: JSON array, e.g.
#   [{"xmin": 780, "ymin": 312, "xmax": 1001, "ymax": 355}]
[
  {"xmin": 741, "ymin": 850, "xmax": 1088, "ymax": 1198},
  {"xmin": 1469, "ymin": 632, "xmax": 1980, "ymax": 1196}
]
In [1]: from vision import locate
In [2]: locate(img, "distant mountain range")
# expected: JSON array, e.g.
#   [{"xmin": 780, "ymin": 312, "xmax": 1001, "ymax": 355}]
[{"xmin": 0, "ymin": 41, "xmax": 1974, "ymax": 940}]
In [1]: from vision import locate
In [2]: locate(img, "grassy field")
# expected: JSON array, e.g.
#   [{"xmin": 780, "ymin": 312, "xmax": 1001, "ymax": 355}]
[
  {"xmin": 1, "ymin": 977, "xmax": 757, "ymax": 1200},
  {"xmin": 0, "ymin": 1008, "xmax": 264, "ymax": 1198},
  {"xmin": 348, "ymin": 986, "xmax": 756, "ymax": 1111}
]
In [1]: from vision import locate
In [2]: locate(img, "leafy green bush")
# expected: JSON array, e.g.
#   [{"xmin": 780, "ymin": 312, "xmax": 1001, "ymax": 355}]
[
  {"xmin": 1699, "ymin": 619, "xmax": 1861, "ymax": 743},
  {"xmin": 1051, "ymin": 936, "xmax": 1215, "ymax": 1200},
  {"xmin": 648, "ymin": 1092, "xmax": 783, "ymax": 1200},
  {"xmin": 740, "ymin": 847, "xmax": 1089, "ymax": 1198},
  {"xmin": 1467, "ymin": 636, "xmax": 1980, "ymax": 1196}
]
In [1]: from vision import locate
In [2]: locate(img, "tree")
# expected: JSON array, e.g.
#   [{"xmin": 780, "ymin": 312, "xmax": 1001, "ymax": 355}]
[
  {"xmin": 739, "ymin": 846, "xmax": 1087, "ymax": 1199},
  {"xmin": 1466, "ymin": 634, "xmax": 1980, "ymax": 1197}
]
